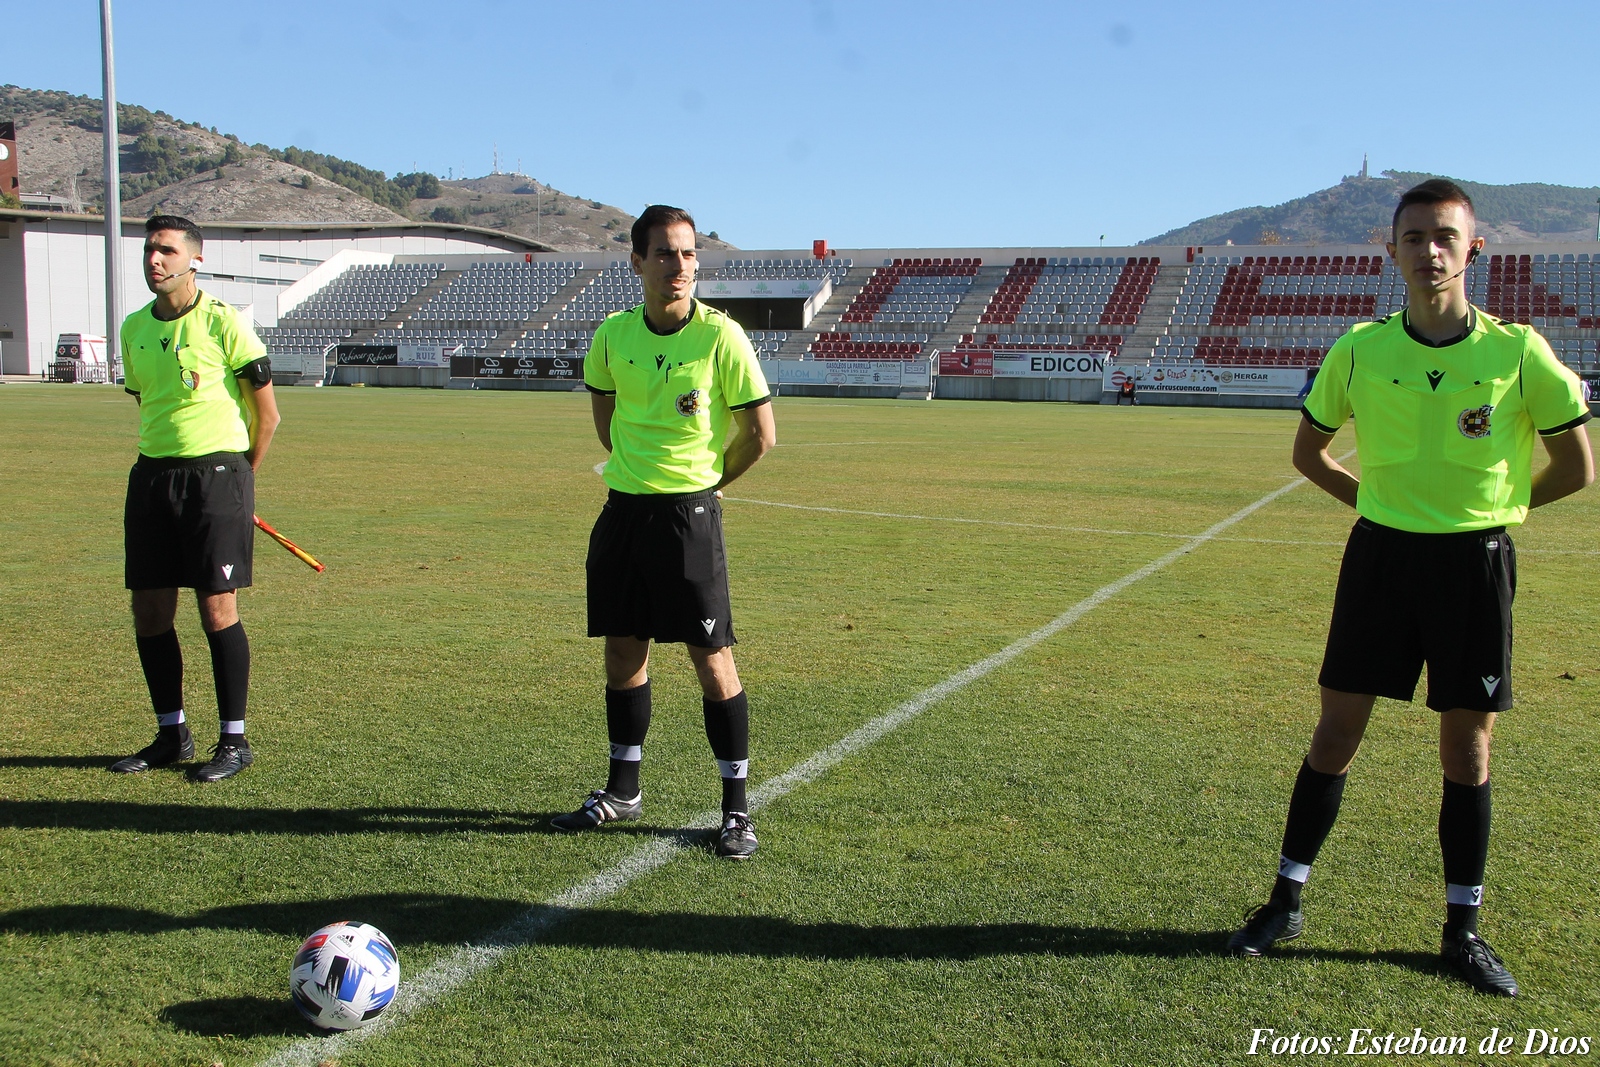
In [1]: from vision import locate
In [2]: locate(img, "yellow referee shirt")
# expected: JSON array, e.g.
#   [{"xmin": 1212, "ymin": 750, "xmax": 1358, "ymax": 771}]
[
  {"xmin": 1304, "ymin": 309, "xmax": 1591, "ymax": 533},
  {"xmin": 122, "ymin": 292, "xmax": 267, "ymax": 458},
  {"xmin": 584, "ymin": 301, "xmax": 770, "ymax": 495}
]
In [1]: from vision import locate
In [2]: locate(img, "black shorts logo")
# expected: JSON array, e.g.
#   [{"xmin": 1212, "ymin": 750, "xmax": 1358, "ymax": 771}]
[
  {"xmin": 675, "ymin": 389, "xmax": 705, "ymax": 417},
  {"xmin": 1458, "ymin": 404, "xmax": 1492, "ymax": 439}
]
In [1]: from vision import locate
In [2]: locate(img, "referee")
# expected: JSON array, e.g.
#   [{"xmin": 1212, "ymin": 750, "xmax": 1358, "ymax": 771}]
[
  {"xmin": 552, "ymin": 205, "xmax": 776, "ymax": 859},
  {"xmin": 1227, "ymin": 181, "xmax": 1593, "ymax": 995},
  {"xmin": 111, "ymin": 215, "xmax": 280, "ymax": 782}
]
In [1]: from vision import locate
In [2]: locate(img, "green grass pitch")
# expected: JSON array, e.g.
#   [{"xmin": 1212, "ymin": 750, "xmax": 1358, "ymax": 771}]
[{"xmin": 1, "ymin": 385, "xmax": 1597, "ymax": 1065}]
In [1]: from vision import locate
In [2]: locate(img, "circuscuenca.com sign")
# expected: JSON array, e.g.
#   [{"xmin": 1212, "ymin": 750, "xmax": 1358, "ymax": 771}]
[{"xmin": 1105, "ymin": 362, "xmax": 1309, "ymax": 395}]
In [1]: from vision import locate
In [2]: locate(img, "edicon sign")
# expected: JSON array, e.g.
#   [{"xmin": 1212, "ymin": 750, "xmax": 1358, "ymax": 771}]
[{"xmin": 991, "ymin": 352, "xmax": 1107, "ymax": 379}]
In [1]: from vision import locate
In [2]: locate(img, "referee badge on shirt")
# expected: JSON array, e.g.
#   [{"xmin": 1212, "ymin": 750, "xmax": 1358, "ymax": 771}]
[
  {"xmin": 180, "ymin": 367, "xmax": 200, "ymax": 391},
  {"xmin": 1458, "ymin": 404, "xmax": 1493, "ymax": 439},
  {"xmin": 675, "ymin": 388, "xmax": 706, "ymax": 417}
]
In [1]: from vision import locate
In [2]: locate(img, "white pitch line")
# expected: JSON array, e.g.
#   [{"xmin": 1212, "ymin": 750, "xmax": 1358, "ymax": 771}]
[
  {"xmin": 722, "ymin": 495, "xmax": 1600, "ymax": 555},
  {"xmin": 260, "ymin": 468, "xmax": 1322, "ymax": 1066},
  {"xmin": 722, "ymin": 494, "xmax": 1347, "ymax": 548}
]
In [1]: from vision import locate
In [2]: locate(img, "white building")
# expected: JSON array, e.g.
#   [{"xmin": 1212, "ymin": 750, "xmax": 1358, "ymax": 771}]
[{"xmin": 0, "ymin": 208, "xmax": 544, "ymax": 374}]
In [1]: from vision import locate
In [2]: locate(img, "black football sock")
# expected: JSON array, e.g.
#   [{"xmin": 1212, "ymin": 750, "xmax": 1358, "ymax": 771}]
[
  {"xmin": 135, "ymin": 629, "xmax": 187, "ymax": 735},
  {"xmin": 604, "ymin": 680, "xmax": 651, "ymax": 799},
  {"xmin": 703, "ymin": 690, "xmax": 750, "ymax": 814},
  {"xmin": 1270, "ymin": 759, "xmax": 1348, "ymax": 912},
  {"xmin": 1440, "ymin": 776, "xmax": 1491, "ymax": 935},
  {"xmin": 205, "ymin": 621, "xmax": 249, "ymax": 745}
]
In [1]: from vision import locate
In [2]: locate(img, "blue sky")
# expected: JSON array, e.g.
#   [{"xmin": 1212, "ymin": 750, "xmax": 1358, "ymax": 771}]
[{"xmin": 11, "ymin": 0, "xmax": 1600, "ymax": 248}]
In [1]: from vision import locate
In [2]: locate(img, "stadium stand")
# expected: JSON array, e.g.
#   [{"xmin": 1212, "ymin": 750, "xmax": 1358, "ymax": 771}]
[
  {"xmin": 367, "ymin": 327, "xmax": 494, "ymax": 348},
  {"xmin": 980, "ymin": 257, "xmax": 1158, "ymax": 328},
  {"xmin": 255, "ymin": 325, "xmax": 353, "ymax": 380},
  {"xmin": 1155, "ymin": 334, "xmax": 1337, "ymax": 366},
  {"xmin": 807, "ymin": 331, "xmax": 931, "ymax": 360},
  {"xmin": 1177, "ymin": 255, "xmax": 1391, "ymax": 330},
  {"xmin": 747, "ymin": 330, "xmax": 789, "ymax": 359},
  {"xmin": 411, "ymin": 260, "xmax": 580, "ymax": 325},
  {"xmin": 840, "ymin": 258, "xmax": 980, "ymax": 326},
  {"xmin": 282, "ymin": 263, "xmax": 443, "ymax": 322},
  {"xmin": 509, "ymin": 329, "xmax": 593, "ymax": 355},
  {"xmin": 552, "ymin": 262, "xmax": 645, "ymax": 325},
  {"xmin": 249, "ymin": 245, "xmax": 1598, "ymax": 389},
  {"xmin": 943, "ymin": 331, "xmax": 1127, "ymax": 361},
  {"xmin": 1472, "ymin": 253, "xmax": 1596, "ymax": 330},
  {"xmin": 709, "ymin": 257, "xmax": 852, "ymax": 286}
]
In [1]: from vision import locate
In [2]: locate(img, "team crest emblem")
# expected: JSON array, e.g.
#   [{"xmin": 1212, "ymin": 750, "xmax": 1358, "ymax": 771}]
[
  {"xmin": 180, "ymin": 368, "xmax": 200, "ymax": 391},
  {"xmin": 675, "ymin": 389, "xmax": 705, "ymax": 417},
  {"xmin": 1458, "ymin": 404, "xmax": 1492, "ymax": 439}
]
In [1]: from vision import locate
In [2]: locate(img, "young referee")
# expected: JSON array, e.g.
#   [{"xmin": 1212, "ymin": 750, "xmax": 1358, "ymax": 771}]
[
  {"xmin": 1227, "ymin": 180, "xmax": 1594, "ymax": 995},
  {"xmin": 552, "ymin": 205, "xmax": 776, "ymax": 858},
  {"xmin": 111, "ymin": 215, "xmax": 280, "ymax": 782}
]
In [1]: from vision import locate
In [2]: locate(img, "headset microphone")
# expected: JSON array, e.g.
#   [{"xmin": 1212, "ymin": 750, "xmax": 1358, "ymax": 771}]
[{"xmin": 1438, "ymin": 245, "xmax": 1481, "ymax": 286}]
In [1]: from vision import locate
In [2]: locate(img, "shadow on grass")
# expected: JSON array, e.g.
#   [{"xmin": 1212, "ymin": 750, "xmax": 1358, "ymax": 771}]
[
  {"xmin": 0, "ymin": 893, "xmax": 1442, "ymax": 978},
  {"xmin": 0, "ymin": 893, "xmax": 531, "ymax": 944},
  {"xmin": 540, "ymin": 908, "xmax": 1444, "ymax": 976},
  {"xmin": 0, "ymin": 755, "xmax": 128, "ymax": 769},
  {"xmin": 0, "ymin": 799, "xmax": 691, "ymax": 837},
  {"xmin": 160, "ymin": 995, "xmax": 304, "ymax": 1038}
]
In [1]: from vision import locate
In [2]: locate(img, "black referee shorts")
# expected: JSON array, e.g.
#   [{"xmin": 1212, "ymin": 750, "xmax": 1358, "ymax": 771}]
[
  {"xmin": 1319, "ymin": 518, "xmax": 1515, "ymax": 713},
  {"xmin": 586, "ymin": 488, "xmax": 736, "ymax": 647},
  {"xmin": 125, "ymin": 452, "xmax": 255, "ymax": 592}
]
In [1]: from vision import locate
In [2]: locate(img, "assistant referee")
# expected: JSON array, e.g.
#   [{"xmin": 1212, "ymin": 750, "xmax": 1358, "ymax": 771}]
[
  {"xmin": 111, "ymin": 215, "xmax": 280, "ymax": 782},
  {"xmin": 552, "ymin": 205, "xmax": 776, "ymax": 859},
  {"xmin": 1227, "ymin": 181, "xmax": 1593, "ymax": 995}
]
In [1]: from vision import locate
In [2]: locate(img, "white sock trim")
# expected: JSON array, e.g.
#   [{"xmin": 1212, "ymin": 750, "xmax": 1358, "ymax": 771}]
[
  {"xmin": 609, "ymin": 744, "xmax": 642, "ymax": 762},
  {"xmin": 1278, "ymin": 856, "xmax": 1312, "ymax": 884},
  {"xmin": 1446, "ymin": 883, "xmax": 1484, "ymax": 907},
  {"xmin": 717, "ymin": 758, "xmax": 749, "ymax": 779},
  {"xmin": 156, "ymin": 711, "xmax": 186, "ymax": 727},
  {"xmin": 220, "ymin": 720, "xmax": 246, "ymax": 735}
]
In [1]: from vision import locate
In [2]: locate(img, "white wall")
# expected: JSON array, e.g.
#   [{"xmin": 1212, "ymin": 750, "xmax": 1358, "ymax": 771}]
[{"xmin": 6, "ymin": 219, "xmax": 534, "ymax": 372}]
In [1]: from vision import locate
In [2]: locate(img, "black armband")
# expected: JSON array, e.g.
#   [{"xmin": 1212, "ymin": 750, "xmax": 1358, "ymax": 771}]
[{"xmin": 235, "ymin": 356, "xmax": 273, "ymax": 387}]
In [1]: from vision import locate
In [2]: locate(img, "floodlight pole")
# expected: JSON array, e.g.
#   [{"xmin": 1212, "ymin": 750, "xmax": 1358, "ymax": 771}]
[{"xmin": 100, "ymin": 0, "xmax": 124, "ymax": 383}]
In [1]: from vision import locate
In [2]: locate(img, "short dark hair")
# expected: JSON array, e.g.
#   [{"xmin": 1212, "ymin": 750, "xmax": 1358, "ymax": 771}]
[
  {"xmin": 1391, "ymin": 179, "xmax": 1475, "ymax": 237},
  {"xmin": 145, "ymin": 214, "xmax": 204, "ymax": 251},
  {"xmin": 631, "ymin": 205, "xmax": 695, "ymax": 258}
]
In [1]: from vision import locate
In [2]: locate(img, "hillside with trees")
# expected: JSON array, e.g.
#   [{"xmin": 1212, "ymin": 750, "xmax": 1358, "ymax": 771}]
[
  {"xmin": 1144, "ymin": 169, "xmax": 1600, "ymax": 246},
  {"xmin": 0, "ymin": 86, "xmax": 732, "ymax": 252}
]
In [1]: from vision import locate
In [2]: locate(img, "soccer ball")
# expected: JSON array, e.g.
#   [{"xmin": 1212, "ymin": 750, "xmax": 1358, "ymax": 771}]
[{"xmin": 289, "ymin": 921, "xmax": 400, "ymax": 1030}]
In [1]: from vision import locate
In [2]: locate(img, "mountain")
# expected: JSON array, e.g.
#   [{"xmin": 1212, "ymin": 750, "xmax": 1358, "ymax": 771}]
[
  {"xmin": 0, "ymin": 86, "xmax": 734, "ymax": 252},
  {"xmin": 1143, "ymin": 170, "xmax": 1600, "ymax": 246}
]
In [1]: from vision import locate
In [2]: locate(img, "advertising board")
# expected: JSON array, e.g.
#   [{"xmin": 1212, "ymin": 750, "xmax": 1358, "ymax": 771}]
[
  {"xmin": 759, "ymin": 359, "xmax": 931, "ymax": 389},
  {"xmin": 337, "ymin": 344, "xmax": 456, "ymax": 367},
  {"xmin": 991, "ymin": 352, "xmax": 1107, "ymax": 379},
  {"xmin": 450, "ymin": 353, "xmax": 584, "ymax": 379},
  {"xmin": 1103, "ymin": 362, "xmax": 1309, "ymax": 395},
  {"xmin": 938, "ymin": 350, "xmax": 994, "ymax": 376},
  {"xmin": 938, "ymin": 350, "xmax": 1105, "ymax": 378}
]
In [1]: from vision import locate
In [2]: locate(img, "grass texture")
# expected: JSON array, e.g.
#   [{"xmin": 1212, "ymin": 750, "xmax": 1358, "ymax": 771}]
[{"xmin": 1, "ymin": 386, "xmax": 1596, "ymax": 1065}]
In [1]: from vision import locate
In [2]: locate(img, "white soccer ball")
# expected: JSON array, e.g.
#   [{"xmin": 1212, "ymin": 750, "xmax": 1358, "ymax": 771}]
[{"xmin": 289, "ymin": 921, "xmax": 400, "ymax": 1030}]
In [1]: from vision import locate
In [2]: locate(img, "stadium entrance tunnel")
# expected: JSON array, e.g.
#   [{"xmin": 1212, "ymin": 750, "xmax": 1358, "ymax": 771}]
[
  {"xmin": 698, "ymin": 275, "xmax": 832, "ymax": 332},
  {"xmin": 701, "ymin": 296, "xmax": 810, "ymax": 331}
]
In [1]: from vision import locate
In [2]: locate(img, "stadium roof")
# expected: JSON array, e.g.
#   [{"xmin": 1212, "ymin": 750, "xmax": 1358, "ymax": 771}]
[{"xmin": 0, "ymin": 208, "xmax": 556, "ymax": 253}]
